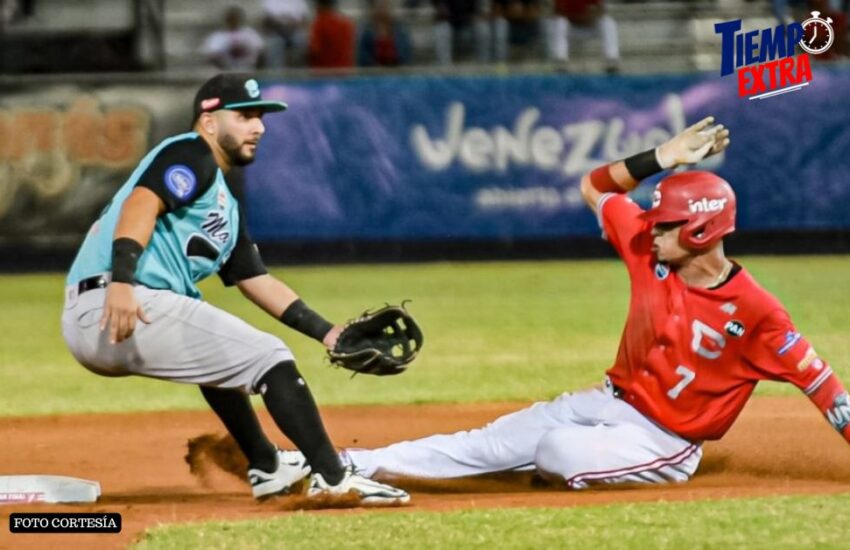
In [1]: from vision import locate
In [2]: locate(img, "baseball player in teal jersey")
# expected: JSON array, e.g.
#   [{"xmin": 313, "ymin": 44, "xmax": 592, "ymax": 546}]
[{"xmin": 61, "ymin": 74, "xmax": 408, "ymax": 505}]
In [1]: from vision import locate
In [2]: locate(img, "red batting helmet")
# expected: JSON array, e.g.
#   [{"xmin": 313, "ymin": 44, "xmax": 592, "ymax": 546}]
[{"xmin": 640, "ymin": 171, "xmax": 736, "ymax": 250}]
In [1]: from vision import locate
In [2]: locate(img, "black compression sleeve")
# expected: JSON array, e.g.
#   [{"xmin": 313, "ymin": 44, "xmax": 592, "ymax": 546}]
[
  {"xmin": 111, "ymin": 237, "xmax": 144, "ymax": 283},
  {"xmin": 279, "ymin": 299, "xmax": 334, "ymax": 343},
  {"xmin": 623, "ymin": 149, "xmax": 664, "ymax": 181}
]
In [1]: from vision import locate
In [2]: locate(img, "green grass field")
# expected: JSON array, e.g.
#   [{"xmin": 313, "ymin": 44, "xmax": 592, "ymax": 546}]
[
  {"xmin": 136, "ymin": 494, "xmax": 850, "ymax": 549},
  {"xmin": 3, "ymin": 256, "xmax": 849, "ymax": 416},
  {"xmin": 2, "ymin": 256, "xmax": 849, "ymax": 547}
]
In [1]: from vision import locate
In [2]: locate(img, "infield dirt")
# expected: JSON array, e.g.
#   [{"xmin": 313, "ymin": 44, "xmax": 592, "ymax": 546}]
[{"xmin": 1, "ymin": 396, "xmax": 849, "ymax": 549}]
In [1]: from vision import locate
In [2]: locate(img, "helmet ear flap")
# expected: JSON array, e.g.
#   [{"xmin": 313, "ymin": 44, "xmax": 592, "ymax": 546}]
[{"xmin": 682, "ymin": 222, "xmax": 708, "ymax": 249}]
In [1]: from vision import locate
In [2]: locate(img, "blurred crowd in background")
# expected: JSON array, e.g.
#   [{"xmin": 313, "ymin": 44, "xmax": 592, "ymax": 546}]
[{"xmin": 0, "ymin": 0, "xmax": 847, "ymax": 74}]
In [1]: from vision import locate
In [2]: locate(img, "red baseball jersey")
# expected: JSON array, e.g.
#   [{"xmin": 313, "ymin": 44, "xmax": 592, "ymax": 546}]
[{"xmin": 598, "ymin": 193, "xmax": 834, "ymax": 441}]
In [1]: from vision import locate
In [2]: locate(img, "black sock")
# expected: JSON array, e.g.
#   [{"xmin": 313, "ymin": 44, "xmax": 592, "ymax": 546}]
[
  {"xmin": 200, "ymin": 385, "xmax": 277, "ymax": 473},
  {"xmin": 257, "ymin": 361, "xmax": 345, "ymax": 485}
]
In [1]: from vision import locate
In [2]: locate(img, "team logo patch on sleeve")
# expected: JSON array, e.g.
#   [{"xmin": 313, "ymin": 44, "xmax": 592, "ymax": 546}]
[
  {"xmin": 796, "ymin": 347, "xmax": 821, "ymax": 371},
  {"xmin": 654, "ymin": 263, "xmax": 670, "ymax": 280},
  {"xmin": 777, "ymin": 331, "xmax": 802, "ymax": 355},
  {"xmin": 164, "ymin": 165, "xmax": 197, "ymax": 201}
]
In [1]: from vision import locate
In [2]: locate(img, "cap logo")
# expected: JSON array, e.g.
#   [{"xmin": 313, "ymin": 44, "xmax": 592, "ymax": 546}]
[
  {"xmin": 164, "ymin": 165, "xmax": 197, "ymax": 201},
  {"xmin": 201, "ymin": 97, "xmax": 221, "ymax": 111},
  {"xmin": 244, "ymin": 79, "xmax": 260, "ymax": 98},
  {"xmin": 688, "ymin": 197, "xmax": 727, "ymax": 214},
  {"xmin": 651, "ymin": 187, "xmax": 662, "ymax": 208}
]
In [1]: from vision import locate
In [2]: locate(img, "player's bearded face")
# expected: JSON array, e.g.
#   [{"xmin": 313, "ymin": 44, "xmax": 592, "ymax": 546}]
[
  {"xmin": 217, "ymin": 110, "xmax": 265, "ymax": 166},
  {"xmin": 651, "ymin": 222, "xmax": 689, "ymax": 265}
]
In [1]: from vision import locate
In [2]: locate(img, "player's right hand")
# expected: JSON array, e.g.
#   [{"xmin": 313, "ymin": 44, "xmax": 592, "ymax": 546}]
[
  {"xmin": 322, "ymin": 324, "xmax": 344, "ymax": 350},
  {"xmin": 657, "ymin": 116, "xmax": 730, "ymax": 169},
  {"xmin": 100, "ymin": 282, "xmax": 151, "ymax": 344}
]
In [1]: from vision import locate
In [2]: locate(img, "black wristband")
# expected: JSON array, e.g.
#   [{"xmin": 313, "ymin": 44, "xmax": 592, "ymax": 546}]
[
  {"xmin": 623, "ymin": 149, "xmax": 664, "ymax": 181},
  {"xmin": 279, "ymin": 299, "xmax": 334, "ymax": 343},
  {"xmin": 111, "ymin": 237, "xmax": 144, "ymax": 284}
]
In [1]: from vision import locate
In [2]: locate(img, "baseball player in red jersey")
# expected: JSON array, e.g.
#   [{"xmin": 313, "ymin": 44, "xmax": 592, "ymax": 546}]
[
  {"xmin": 282, "ymin": 117, "xmax": 850, "ymax": 488},
  {"xmin": 583, "ymin": 117, "xmax": 849, "ymax": 449}
]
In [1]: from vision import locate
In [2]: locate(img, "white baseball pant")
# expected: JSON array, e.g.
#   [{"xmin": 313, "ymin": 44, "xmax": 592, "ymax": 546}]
[
  {"xmin": 346, "ymin": 379, "xmax": 702, "ymax": 489},
  {"xmin": 61, "ymin": 284, "xmax": 294, "ymax": 394}
]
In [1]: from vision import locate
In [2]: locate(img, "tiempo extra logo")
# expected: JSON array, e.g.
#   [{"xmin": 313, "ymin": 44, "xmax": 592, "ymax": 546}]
[{"xmin": 714, "ymin": 14, "xmax": 831, "ymax": 100}]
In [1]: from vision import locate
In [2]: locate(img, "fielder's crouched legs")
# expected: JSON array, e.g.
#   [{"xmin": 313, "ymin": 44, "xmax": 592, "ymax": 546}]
[
  {"xmin": 203, "ymin": 360, "xmax": 409, "ymax": 504},
  {"xmin": 254, "ymin": 361, "xmax": 409, "ymax": 504},
  {"xmin": 254, "ymin": 360, "xmax": 346, "ymax": 485},
  {"xmin": 200, "ymin": 384, "xmax": 279, "ymax": 474},
  {"xmin": 200, "ymin": 359, "xmax": 346, "ymax": 498}
]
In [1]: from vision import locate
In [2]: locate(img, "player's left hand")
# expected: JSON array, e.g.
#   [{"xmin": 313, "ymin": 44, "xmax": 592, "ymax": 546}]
[
  {"xmin": 327, "ymin": 304, "xmax": 423, "ymax": 376},
  {"xmin": 657, "ymin": 116, "xmax": 730, "ymax": 168}
]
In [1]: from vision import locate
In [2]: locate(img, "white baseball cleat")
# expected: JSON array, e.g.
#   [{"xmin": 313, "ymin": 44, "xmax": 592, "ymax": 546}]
[
  {"xmin": 307, "ymin": 467, "xmax": 410, "ymax": 505},
  {"xmin": 248, "ymin": 449, "xmax": 311, "ymax": 500}
]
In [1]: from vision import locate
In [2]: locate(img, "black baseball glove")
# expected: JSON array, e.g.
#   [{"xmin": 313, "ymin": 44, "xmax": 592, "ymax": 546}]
[{"xmin": 328, "ymin": 303, "xmax": 423, "ymax": 376}]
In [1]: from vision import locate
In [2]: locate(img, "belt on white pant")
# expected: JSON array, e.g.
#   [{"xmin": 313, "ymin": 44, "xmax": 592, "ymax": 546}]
[
  {"xmin": 604, "ymin": 376, "xmax": 626, "ymax": 400},
  {"xmin": 65, "ymin": 273, "xmax": 112, "ymax": 307}
]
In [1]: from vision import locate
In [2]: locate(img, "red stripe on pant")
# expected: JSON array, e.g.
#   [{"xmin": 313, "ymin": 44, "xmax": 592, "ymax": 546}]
[{"xmin": 565, "ymin": 443, "xmax": 700, "ymax": 488}]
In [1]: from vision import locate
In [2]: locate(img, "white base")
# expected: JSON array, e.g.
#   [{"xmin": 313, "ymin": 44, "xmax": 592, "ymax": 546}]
[{"xmin": 0, "ymin": 475, "xmax": 101, "ymax": 504}]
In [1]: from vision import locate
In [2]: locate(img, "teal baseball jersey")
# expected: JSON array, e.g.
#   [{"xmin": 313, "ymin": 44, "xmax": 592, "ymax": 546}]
[{"xmin": 67, "ymin": 132, "xmax": 264, "ymax": 298}]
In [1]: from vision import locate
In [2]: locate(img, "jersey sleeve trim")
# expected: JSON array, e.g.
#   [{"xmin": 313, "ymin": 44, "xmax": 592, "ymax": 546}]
[
  {"xmin": 596, "ymin": 192, "xmax": 617, "ymax": 240},
  {"xmin": 217, "ymin": 205, "xmax": 268, "ymax": 286},
  {"xmin": 804, "ymin": 367, "xmax": 835, "ymax": 395},
  {"xmin": 135, "ymin": 136, "xmax": 217, "ymax": 213}
]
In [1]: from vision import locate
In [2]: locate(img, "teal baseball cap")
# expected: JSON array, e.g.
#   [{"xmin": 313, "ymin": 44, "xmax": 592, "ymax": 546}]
[{"xmin": 192, "ymin": 73, "xmax": 287, "ymax": 122}]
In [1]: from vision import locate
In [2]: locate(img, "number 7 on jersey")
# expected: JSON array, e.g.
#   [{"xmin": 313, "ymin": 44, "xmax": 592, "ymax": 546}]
[{"xmin": 667, "ymin": 365, "xmax": 696, "ymax": 399}]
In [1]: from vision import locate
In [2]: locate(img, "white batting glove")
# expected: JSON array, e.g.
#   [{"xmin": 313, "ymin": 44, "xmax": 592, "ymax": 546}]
[{"xmin": 656, "ymin": 116, "xmax": 731, "ymax": 169}]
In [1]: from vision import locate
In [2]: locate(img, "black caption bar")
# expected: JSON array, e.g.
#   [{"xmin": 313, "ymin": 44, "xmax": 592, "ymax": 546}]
[{"xmin": 9, "ymin": 513, "xmax": 121, "ymax": 534}]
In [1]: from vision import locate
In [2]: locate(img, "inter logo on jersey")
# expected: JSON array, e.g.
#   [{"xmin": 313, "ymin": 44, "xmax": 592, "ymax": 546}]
[
  {"xmin": 724, "ymin": 320, "xmax": 745, "ymax": 337},
  {"xmin": 164, "ymin": 165, "xmax": 197, "ymax": 200}
]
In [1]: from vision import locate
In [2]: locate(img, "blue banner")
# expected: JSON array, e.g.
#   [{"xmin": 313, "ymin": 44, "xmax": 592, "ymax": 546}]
[{"xmin": 246, "ymin": 70, "xmax": 850, "ymax": 241}]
